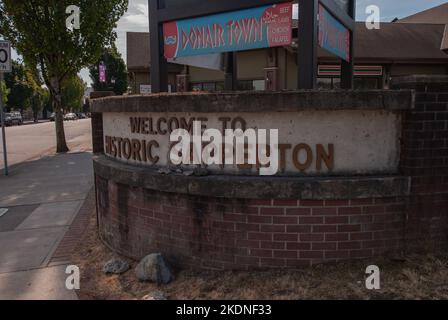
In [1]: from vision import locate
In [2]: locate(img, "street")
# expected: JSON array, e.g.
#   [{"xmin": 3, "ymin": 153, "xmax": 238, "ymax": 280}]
[{"xmin": 0, "ymin": 119, "xmax": 92, "ymax": 170}]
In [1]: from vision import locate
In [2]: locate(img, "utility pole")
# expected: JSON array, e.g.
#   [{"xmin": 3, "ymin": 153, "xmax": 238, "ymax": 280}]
[{"xmin": 0, "ymin": 72, "xmax": 8, "ymax": 176}]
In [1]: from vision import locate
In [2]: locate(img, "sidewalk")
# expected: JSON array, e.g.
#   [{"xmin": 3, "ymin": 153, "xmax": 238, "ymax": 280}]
[{"xmin": 0, "ymin": 152, "xmax": 94, "ymax": 300}]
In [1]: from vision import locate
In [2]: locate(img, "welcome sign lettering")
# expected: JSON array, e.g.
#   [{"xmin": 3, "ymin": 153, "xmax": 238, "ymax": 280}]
[{"xmin": 163, "ymin": 2, "xmax": 293, "ymax": 59}]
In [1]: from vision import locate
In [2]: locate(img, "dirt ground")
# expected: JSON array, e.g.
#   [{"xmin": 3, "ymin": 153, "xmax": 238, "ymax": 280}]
[{"xmin": 72, "ymin": 211, "xmax": 448, "ymax": 300}]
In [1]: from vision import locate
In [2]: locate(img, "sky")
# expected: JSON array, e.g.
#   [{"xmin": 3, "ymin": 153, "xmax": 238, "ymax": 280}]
[{"xmin": 9, "ymin": 0, "xmax": 448, "ymax": 86}]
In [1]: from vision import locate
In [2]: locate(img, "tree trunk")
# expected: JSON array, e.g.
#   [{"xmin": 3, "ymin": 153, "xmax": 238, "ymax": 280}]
[{"xmin": 51, "ymin": 77, "xmax": 69, "ymax": 153}]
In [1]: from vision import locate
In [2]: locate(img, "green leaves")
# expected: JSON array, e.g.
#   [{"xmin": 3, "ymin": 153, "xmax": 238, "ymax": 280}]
[{"xmin": 0, "ymin": 0, "xmax": 128, "ymax": 87}]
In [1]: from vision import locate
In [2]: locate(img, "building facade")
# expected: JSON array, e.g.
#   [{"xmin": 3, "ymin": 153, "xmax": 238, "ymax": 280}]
[{"xmin": 127, "ymin": 4, "xmax": 448, "ymax": 93}]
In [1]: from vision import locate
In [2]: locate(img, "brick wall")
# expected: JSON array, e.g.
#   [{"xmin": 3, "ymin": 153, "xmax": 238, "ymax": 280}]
[
  {"xmin": 97, "ymin": 177, "xmax": 406, "ymax": 270},
  {"xmin": 91, "ymin": 113, "xmax": 104, "ymax": 154},
  {"xmin": 392, "ymin": 76, "xmax": 448, "ymax": 249}
]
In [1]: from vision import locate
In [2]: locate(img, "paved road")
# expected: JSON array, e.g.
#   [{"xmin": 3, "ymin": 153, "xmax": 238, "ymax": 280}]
[{"xmin": 0, "ymin": 119, "xmax": 92, "ymax": 170}]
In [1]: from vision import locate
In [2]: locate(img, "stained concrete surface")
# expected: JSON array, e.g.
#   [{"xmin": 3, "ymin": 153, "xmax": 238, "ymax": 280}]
[{"xmin": 0, "ymin": 131, "xmax": 93, "ymax": 300}]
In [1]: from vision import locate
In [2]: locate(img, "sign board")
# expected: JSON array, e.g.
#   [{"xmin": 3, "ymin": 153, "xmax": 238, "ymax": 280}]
[
  {"xmin": 140, "ymin": 85, "xmax": 152, "ymax": 95},
  {"xmin": 0, "ymin": 41, "xmax": 12, "ymax": 73},
  {"xmin": 318, "ymin": 4, "xmax": 350, "ymax": 62},
  {"xmin": 102, "ymin": 111, "xmax": 401, "ymax": 176},
  {"xmin": 99, "ymin": 63, "xmax": 106, "ymax": 83},
  {"xmin": 163, "ymin": 2, "xmax": 292, "ymax": 59}
]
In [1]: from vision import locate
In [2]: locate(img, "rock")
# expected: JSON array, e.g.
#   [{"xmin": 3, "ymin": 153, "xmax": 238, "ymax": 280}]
[
  {"xmin": 135, "ymin": 253, "xmax": 173, "ymax": 284},
  {"xmin": 193, "ymin": 168, "xmax": 209, "ymax": 176},
  {"xmin": 103, "ymin": 258, "xmax": 130, "ymax": 274},
  {"xmin": 183, "ymin": 170, "xmax": 194, "ymax": 176},
  {"xmin": 142, "ymin": 291, "xmax": 167, "ymax": 300},
  {"xmin": 158, "ymin": 168, "xmax": 172, "ymax": 175}
]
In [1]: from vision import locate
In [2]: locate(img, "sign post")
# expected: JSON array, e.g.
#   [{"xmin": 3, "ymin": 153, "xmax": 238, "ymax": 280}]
[{"xmin": 0, "ymin": 40, "xmax": 11, "ymax": 176}]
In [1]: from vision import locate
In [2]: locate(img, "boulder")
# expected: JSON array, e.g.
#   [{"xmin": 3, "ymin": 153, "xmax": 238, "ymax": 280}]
[
  {"xmin": 135, "ymin": 253, "xmax": 173, "ymax": 284},
  {"xmin": 103, "ymin": 258, "xmax": 130, "ymax": 274},
  {"xmin": 142, "ymin": 291, "xmax": 167, "ymax": 300}
]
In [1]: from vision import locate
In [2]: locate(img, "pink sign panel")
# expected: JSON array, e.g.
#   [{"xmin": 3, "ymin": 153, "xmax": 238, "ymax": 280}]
[{"xmin": 99, "ymin": 63, "xmax": 106, "ymax": 83}]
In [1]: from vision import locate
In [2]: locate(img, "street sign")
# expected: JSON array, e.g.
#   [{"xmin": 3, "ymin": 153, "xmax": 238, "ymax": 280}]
[
  {"xmin": 163, "ymin": 2, "xmax": 292, "ymax": 59},
  {"xmin": 318, "ymin": 3, "xmax": 350, "ymax": 62},
  {"xmin": 99, "ymin": 62, "xmax": 107, "ymax": 83},
  {"xmin": 0, "ymin": 41, "xmax": 12, "ymax": 73}
]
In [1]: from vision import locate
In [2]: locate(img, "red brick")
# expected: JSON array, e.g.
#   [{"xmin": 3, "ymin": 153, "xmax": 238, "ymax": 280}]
[
  {"xmin": 260, "ymin": 208, "xmax": 285, "ymax": 216},
  {"xmin": 312, "ymin": 242, "xmax": 337, "ymax": 251},
  {"xmin": 248, "ymin": 216, "xmax": 272, "ymax": 224},
  {"xmin": 236, "ymin": 223, "xmax": 260, "ymax": 232},
  {"xmin": 261, "ymin": 241, "xmax": 285, "ymax": 250},
  {"xmin": 350, "ymin": 232, "xmax": 373, "ymax": 241},
  {"xmin": 338, "ymin": 225, "xmax": 361, "ymax": 233},
  {"xmin": 261, "ymin": 225, "xmax": 285, "ymax": 233},
  {"xmin": 286, "ymin": 225, "xmax": 312, "ymax": 233},
  {"xmin": 325, "ymin": 233, "xmax": 349, "ymax": 241},
  {"xmin": 300, "ymin": 233, "xmax": 324, "ymax": 242},
  {"xmin": 273, "ymin": 200, "xmax": 298, "ymax": 206},
  {"xmin": 325, "ymin": 200, "xmax": 350, "ymax": 207},
  {"xmin": 274, "ymin": 250, "xmax": 298, "ymax": 259},
  {"xmin": 325, "ymin": 250, "xmax": 350, "ymax": 260},
  {"xmin": 286, "ymin": 260, "xmax": 311, "ymax": 268},
  {"xmin": 300, "ymin": 251, "xmax": 324, "ymax": 259},
  {"xmin": 350, "ymin": 199, "xmax": 374, "ymax": 206},
  {"xmin": 273, "ymin": 216, "xmax": 298, "ymax": 225},
  {"xmin": 338, "ymin": 241, "xmax": 361, "ymax": 250},
  {"xmin": 363, "ymin": 205, "xmax": 386, "ymax": 214},
  {"xmin": 274, "ymin": 233, "xmax": 297, "ymax": 242},
  {"xmin": 299, "ymin": 216, "xmax": 324, "ymax": 224},
  {"xmin": 312, "ymin": 208, "xmax": 338, "ymax": 216},
  {"xmin": 286, "ymin": 208, "xmax": 311, "ymax": 216},
  {"xmin": 248, "ymin": 200, "xmax": 272, "ymax": 206},
  {"xmin": 286, "ymin": 242, "xmax": 311, "ymax": 251},
  {"xmin": 235, "ymin": 256, "xmax": 260, "ymax": 266},
  {"xmin": 236, "ymin": 240, "xmax": 260, "ymax": 249},
  {"xmin": 248, "ymin": 232, "xmax": 272, "ymax": 241},
  {"xmin": 249, "ymin": 249, "xmax": 273, "ymax": 258},
  {"xmin": 313, "ymin": 225, "xmax": 337, "ymax": 233},
  {"xmin": 300, "ymin": 200, "xmax": 324, "ymax": 207},
  {"xmin": 260, "ymin": 258, "xmax": 286, "ymax": 267},
  {"xmin": 325, "ymin": 216, "xmax": 349, "ymax": 224},
  {"xmin": 338, "ymin": 207, "xmax": 362, "ymax": 215}
]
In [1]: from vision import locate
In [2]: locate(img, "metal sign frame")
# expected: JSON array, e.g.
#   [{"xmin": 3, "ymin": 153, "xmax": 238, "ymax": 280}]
[
  {"xmin": 0, "ymin": 40, "xmax": 11, "ymax": 176},
  {"xmin": 148, "ymin": 0, "xmax": 355, "ymax": 92}
]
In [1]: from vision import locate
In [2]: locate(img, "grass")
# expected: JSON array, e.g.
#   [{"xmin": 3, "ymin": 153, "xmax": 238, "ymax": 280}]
[{"xmin": 72, "ymin": 212, "xmax": 448, "ymax": 300}]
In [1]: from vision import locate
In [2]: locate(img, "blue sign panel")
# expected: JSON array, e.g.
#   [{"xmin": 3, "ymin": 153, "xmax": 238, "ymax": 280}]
[
  {"xmin": 163, "ymin": 3, "xmax": 293, "ymax": 59},
  {"xmin": 318, "ymin": 4, "xmax": 350, "ymax": 62}
]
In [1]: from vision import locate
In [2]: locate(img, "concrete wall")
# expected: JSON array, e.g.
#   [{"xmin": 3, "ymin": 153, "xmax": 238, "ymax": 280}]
[{"xmin": 102, "ymin": 110, "xmax": 402, "ymax": 176}]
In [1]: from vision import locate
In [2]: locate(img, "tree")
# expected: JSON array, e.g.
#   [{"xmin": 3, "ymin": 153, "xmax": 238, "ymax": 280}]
[
  {"xmin": 89, "ymin": 45, "xmax": 128, "ymax": 95},
  {"xmin": 0, "ymin": 0, "xmax": 128, "ymax": 152},
  {"xmin": 62, "ymin": 75, "xmax": 85, "ymax": 112},
  {"xmin": 0, "ymin": 78, "xmax": 9, "ymax": 105},
  {"xmin": 3, "ymin": 61, "xmax": 34, "ymax": 112}
]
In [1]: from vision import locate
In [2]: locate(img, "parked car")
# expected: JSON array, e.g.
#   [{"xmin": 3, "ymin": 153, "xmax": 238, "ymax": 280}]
[
  {"xmin": 2, "ymin": 112, "xmax": 23, "ymax": 126},
  {"xmin": 49, "ymin": 113, "xmax": 56, "ymax": 121},
  {"xmin": 76, "ymin": 113, "xmax": 87, "ymax": 119},
  {"xmin": 64, "ymin": 113, "xmax": 78, "ymax": 121}
]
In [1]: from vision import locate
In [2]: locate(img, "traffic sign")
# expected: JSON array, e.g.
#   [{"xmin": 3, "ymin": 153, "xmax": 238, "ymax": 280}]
[{"xmin": 0, "ymin": 41, "xmax": 12, "ymax": 73}]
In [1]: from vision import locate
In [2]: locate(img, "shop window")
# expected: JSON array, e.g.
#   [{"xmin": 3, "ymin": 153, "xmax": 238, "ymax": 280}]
[{"xmin": 237, "ymin": 80, "xmax": 265, "ymax": 91}]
